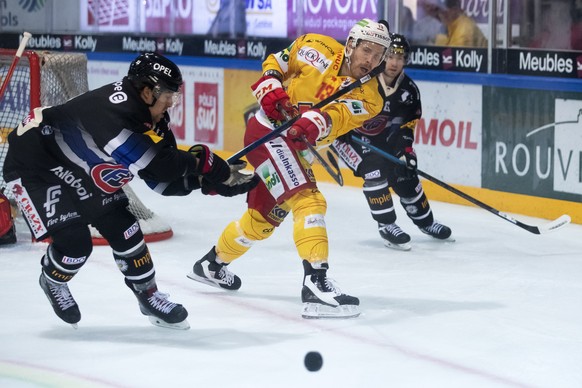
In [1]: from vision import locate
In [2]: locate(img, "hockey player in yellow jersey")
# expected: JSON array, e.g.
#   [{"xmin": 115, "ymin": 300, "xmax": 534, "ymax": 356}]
[{"xmin": 188, "ymin": 19, "xmax": 391, "ymax": 318}]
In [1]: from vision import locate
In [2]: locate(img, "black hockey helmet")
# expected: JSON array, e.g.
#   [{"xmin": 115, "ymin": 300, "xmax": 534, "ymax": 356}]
[
  {"xmin": 388, "ymin": 33, "xmax": 411, "ymax": 63},
  {"xmin": 128, "ymin": 52, "xmax": 183, "ymax": 93}
]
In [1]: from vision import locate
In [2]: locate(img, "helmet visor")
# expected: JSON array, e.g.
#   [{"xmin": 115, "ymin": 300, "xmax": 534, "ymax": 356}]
[{"xmin": 153, "ymin": 84, "xmax": 182, "ymax": 108}]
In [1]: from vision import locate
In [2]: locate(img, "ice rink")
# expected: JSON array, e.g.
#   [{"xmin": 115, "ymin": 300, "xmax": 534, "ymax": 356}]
[{"xmin": 1, "ymin": 178, "xmax": 581, "ymax": 388}]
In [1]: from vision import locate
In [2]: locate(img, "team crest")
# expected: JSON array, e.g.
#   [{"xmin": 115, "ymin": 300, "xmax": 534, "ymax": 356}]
[{"xmin": 90, "ymin": 163, "xmax": 133, "ymax": 194}]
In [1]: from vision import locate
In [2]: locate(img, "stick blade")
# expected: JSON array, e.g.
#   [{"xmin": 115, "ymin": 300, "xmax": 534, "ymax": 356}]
[{"xmin": 538, "ymin": 214, "xmax": 571, "ymax": 234}]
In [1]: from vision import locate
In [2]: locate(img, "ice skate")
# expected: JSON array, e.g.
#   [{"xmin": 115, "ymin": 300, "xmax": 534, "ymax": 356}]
[
  {"xmin": 125, "ymin": 278, "xmax": 189, "ymax": 330},
  {"xmin": 378, "ymin": 222, "xmax": 412, "ymax": 251},
  {"xmin": 187, "ymin": 247, "xmax": 241, "ymax": 291},
  {"xmin": 420, "ymin": 221, "xmax": 454, "ymax": 242},
  {"xmin": 39, "ymin": 272, "xmax": 81, "ymax": 328},
  {"xmin": 301, "ymin": 261, "xmax": 360, "ymax": 319}
]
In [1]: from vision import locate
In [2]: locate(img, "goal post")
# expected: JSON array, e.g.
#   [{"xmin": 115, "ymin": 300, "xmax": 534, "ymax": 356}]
[{"xmin": 0, "ymin": 49, "xmax": 173, "ymax": 245}]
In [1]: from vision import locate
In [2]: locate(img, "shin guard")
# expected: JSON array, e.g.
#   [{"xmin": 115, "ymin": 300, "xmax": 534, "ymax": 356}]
[
  {"xmin": 113, "ymin": 241, "xmax": 155, "ymax": 285},
  {"xmin": 288, "ymin": 189, "xmax": 328, "ymax": 263},
  {"xmin": 400, "ymin": 190, "xmax": 433, "ymax": 228},
  {"xmin": 363, "ymin": 180, "xmax": 397, "ymax": 225}
]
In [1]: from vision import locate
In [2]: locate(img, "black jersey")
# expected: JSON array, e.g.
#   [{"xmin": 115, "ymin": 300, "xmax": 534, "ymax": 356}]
[
  {"xmin": 354, "ymin": 71, "xmax": 422, "ymax": 150},
  {"xmin": 7, "ymin": 77, "xmax": 196, "ymax": 194},
  {"xmin": 333, "ymin": 71, "xmax": 423, "ymax": 184}
]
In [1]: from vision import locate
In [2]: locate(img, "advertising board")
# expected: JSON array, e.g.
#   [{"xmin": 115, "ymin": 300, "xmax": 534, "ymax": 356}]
[{"xmin": 482, "ymin": 87, "xmax": 582, "ymax": 202}]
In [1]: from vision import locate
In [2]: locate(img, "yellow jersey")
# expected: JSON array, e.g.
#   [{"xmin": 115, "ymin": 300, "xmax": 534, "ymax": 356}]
[{"xmin": 261, "ymin": 33, "xmax": 384, "ymax": 146}]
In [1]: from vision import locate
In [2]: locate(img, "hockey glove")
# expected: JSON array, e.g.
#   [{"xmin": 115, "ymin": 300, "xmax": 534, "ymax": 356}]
[
  {"xmin": 201, "ymin": 161, "xmax": 260, "ymax": 197},
  {"xmin": 251, "ymin": 75, "xmax": 294, "ymax": 121},
  {"xmin": 399, "ymin": 147, "xmax": 417, "ymax": 177},
  {"xmin": 188, "ymin": 144, "xmax": 230, "ymax": 184},
  {"xmin": 286, "ymin": 109, "xmax": 331, "ymax": 151}
]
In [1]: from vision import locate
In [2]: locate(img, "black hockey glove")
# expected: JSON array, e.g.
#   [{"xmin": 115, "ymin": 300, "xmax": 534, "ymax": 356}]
[
  {"xmin": 188, "ymin": 144, "xmax": 230, "ymax": 183},
  {"xmin": 200, "ymin": 160, "xmax": 260, "ymax": 197},
  {"xmin": 399, "ymin": 147, "xmax": 417, "ymax": 178}
]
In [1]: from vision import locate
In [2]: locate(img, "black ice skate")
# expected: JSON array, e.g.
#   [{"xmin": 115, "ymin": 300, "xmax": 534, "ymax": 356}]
[
  {"xmin": 301, "ymin": 260, "xmax": 360, "ymax": 319},
  {"xmin": 125, "ymin": 278, "xmax": 189, "ymax": 330},
  {"xmin": 39, "ymin": 272, "xmax": 81, "ymax": 328},
  {"xmin": 187, "ymin": 247, "xmax": 241, "ymax": 291},
  {"xmin": 420, "ymin": 221, "xmax": 454, "ymax": 241},
  {"xmin": 378, "ymin": 222, "xmax": 412, "ymax": 251}
]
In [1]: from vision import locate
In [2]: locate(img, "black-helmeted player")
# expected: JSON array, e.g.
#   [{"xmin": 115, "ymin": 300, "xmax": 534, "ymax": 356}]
[
  {"xmin": 2, "ymin": 53, "xmax": 259, "ymax": 329},
  {"xmin": 333, "ymin": 32, "xmax": 453, "ymax": 250}
]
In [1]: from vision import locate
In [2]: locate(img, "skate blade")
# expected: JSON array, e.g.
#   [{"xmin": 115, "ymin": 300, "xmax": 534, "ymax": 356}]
[
  {"xmin": 147, "ymin": 316, "xmax": 190, "ymax": 330},
  {"xmin": 383, "ymin": 240, "xmax": 412, "ymax": 251},
  {"xmin": 301, "ymin": 303, "xmax": 360, "ymax": 319},
  {"xmin": 187, "ymin": 271, "xmax": 223, "ymax": 290},
  {"xmin": 187, "ymin": 271, "xmax": 237, "ymax": 291},
  {"xmin": 427, "ymin": 235, "xmax": 456, "ymax": 242},
  {"xmin": 70, "ymin": 323, "xmax": 78, "ymax": 329},
  {"xmin": 421, "ymin": 230, "xmax": 455, "ymax": 242}
]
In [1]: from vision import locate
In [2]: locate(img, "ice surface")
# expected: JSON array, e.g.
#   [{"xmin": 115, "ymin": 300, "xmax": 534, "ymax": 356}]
[{"xmin": 1, "ymin": 179, "xmax": 581, "ymax": 388}]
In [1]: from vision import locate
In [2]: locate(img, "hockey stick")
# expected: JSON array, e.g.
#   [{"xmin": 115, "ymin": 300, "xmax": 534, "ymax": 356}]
[
  {"xmin": 326, "ymin": 148, "xmax": 344, "ymax": 185},
  {"xmin": 227, "ymin": 61, "xmax": 386, "ymax": 163},
  {"xmin": 301, "ymin": 137, "xmax": 344, "ymax": 186},
  {"xmin": 0, "ymin": 32, "xmax": 32, "ymax": 102},
  {"xmin": 327, "ymin": 144, "xmax": 346, "ymax": 180},
  {"xmin": 350, "ymin": 135, "xmax": 571, "ymax": 235}
]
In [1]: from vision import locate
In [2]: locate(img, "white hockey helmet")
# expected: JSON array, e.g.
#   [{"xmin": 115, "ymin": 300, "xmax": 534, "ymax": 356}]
[{"xmin": 345, "ymin": 18, "xmax": 391, "ymax": 55}]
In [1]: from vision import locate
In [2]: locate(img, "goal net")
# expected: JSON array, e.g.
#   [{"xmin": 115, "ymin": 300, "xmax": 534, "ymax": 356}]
[{"xmin": 0, "ymin": 49, "xmax": 173, "ymax": 244}]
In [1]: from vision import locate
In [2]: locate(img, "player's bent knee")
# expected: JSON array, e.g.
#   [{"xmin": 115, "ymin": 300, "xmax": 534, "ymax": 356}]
[
  {"xmin": 42, "ymin": 242, "xmax": 91, "ymax": 283},
  {"xmin": 50, "ymin": 224, "xmax": 93, "ymax": 259},
  {"xmin": 363, "ymin": 178, "xmax": 388, "ymax": 188},
  {"xmin": 42, "ymin": 225, "xmax": 93, "ymax": 282},
  {"xmin": 289, "ymin": 189, "xmax": 327, "ymax": 218},
  {"xmin": 238, "ymin": 209, "xmax": 276, "ymax": 241},
  {"xmin": 216, "ymin": 209, "xmax": 276, "ymax": 263}
]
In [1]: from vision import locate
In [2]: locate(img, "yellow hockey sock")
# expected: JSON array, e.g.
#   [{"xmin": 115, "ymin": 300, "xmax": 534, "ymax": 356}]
[{"xmin": 287, "ymin": 189, "xmax": 329, "ymax": 263}]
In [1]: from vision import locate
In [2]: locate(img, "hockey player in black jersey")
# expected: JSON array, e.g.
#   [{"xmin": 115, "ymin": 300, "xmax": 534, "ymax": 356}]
[
  {"xmin": 2, "ymin": 52, "xmax": 259, "ymax": 329},
  {"xmin": 333, "ymin": 32, "xmax": 453, "ymax": 250}
]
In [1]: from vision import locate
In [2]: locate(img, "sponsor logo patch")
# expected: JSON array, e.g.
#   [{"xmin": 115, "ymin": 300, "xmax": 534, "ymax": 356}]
[
  {"xmin": 109, "ymin": 91, "xmax": 127, "ymax": 104},
  {"xmin": 268, "ymin": 205, "xmax": 289, "ymax": 225},
  {"xmin": 124, "ymin": 221, "xmax": 140, "ymax": 240},
  {"xmin": 297, "ymin": 47, "xmax": 331, "ymax": 73},
  {"xmin": 267, "ymin": 139, "xmax": 307, "ymax": 189},
  {"xmin": 364, "ymin": 170, "xmax": 381, "ymax": 179},
  {"xmin": 339, "ymin": 99, "xmax": 367, "ymax": 115},
  {"xmin": 43, "ymin": 185, "xmax": 61, "ymax": 218},
  {"xmin": 9, "ymin": 180, "xmax": 47, "ymax": 238},
  {"xmin": 304, "ymin": 214, "xmax": 326, "ymax": 229},
  {"xmin": 258, "ymin": 160, "xmax": 285, "ymax": 200},
  {"xmin": 62, "ymin": 256, "xmax": 87, "ymax": 265}
]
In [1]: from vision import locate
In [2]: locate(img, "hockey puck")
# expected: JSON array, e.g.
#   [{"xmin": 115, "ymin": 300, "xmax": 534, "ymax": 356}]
[{"xmin": 304, "ymin": 351, "xmax": 323, "ymax": 372}]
